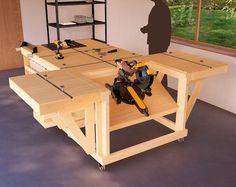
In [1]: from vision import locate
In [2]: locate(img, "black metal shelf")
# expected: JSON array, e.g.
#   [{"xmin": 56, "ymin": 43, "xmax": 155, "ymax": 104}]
[
  {"xmin": 45, "ymin": 0, "xmax": 107, "ymax": 44},
  {"xmin": 48, "ymin": 20, "xmax": 105, "ymax": 28},
  {"xmin": 47, "ymin": 1, "xmax": 105, "ymax": 6}
]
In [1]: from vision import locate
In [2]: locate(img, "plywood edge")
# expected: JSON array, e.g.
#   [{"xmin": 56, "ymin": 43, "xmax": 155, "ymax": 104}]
[
  {"xmin": 82, "ymin": 67, "xmax": 117, "ymax": 79},
  {"xmin": 24, "ymin": 65, "xmax": 37, "ymax": 74},
  {"xmin": 21, "ymin": 47, "xmax": 31, "ymax": 57},
  {"xmin": 33, "ymin": 112, "xmax": 56, "ymax": 129},
  {"xmin": 9, "ymin": 77, "xmax": 40, "ymax": 114},
  {"xmin": 147, "ymin": 61, "xmax": 188, "ymax": 79},
  {"xmin": 36, "ymin": 57, "xmax": 61, "ymax": 71},
  {"xmin": 191, "ymin": 65, "xmax": 228, "ymax": 81},
  {"xmin": 110, "ymin": 107, "xmax": 178, "ymax": 132}
]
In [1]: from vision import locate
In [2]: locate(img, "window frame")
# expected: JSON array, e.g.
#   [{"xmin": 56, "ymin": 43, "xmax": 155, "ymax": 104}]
[{"xmin": 170, "ymin": 0, "xmax": 236, "ymax": 57}]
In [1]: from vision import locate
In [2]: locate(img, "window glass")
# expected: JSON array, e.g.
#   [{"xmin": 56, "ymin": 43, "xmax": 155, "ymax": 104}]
[
  {"xmin": 167, "ymin": 0, "xmax": 198, "ymax": 40},
  {"xmin": 199, "ymin": 0, "xmax": 236, "ymax": 49}
]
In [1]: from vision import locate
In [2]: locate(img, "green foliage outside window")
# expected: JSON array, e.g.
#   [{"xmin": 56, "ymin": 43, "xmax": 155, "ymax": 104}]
[{"xmin": 167, "ymin": 0, "xmax": 236, "ymax": 49}]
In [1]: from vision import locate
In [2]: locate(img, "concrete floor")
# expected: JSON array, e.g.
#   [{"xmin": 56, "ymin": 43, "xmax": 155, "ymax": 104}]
[{"xmin": 0, "ymin": 68, "xmax": 236, "ymax": 187}]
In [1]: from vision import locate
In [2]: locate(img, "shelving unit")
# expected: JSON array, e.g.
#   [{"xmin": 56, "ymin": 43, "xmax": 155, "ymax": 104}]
[{"xmin": 44, "ymin": 0, "xmax": 107, "ymax": 45}]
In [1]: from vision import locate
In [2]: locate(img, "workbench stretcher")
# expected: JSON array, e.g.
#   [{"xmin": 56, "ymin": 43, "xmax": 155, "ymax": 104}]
[{"xmin": 9, "ymin": 39, "xmax": 228, "ymax": 169}]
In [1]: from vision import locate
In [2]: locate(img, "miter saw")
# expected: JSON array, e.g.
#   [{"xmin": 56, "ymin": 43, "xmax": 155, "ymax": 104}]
[{"xmin": 105, "ymin": 59, "xmax": 155, "ymax": 116}]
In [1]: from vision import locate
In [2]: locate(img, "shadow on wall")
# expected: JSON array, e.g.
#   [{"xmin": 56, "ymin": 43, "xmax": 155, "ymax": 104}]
[
  {"xmin": 140, "ymin": 0, "xmax": 171, "ymax": 87},
  {"xmin": 140, "ymin": 0, "xmax": 171, "ymax": 55}
]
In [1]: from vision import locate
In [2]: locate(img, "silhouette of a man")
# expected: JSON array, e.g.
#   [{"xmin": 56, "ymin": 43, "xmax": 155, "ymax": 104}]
[
  {"xmin": 141, "ymin": 0, "xmax": 171, "ymax": 87},
  {"xmin": 141, "ymin": 0, "xmax": 171, "ymax": 54}
]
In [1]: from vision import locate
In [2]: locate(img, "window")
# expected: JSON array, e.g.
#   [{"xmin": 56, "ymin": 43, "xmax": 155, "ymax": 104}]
[
  {"xmin": 167, "ymin": 0, "xmax": 236, "ymax": 52},
  {"xmin": 200, "ymin": 0, "xmax": 236, "ymax": 49},
  {"xmin": 168, "ymin": 0, "xmax": 197, "ymax": 40}
]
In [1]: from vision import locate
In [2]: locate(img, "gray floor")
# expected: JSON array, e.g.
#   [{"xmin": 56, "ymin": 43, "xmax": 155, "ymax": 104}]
[{"xmin": 0, "ymin": 68, "xmax": 236, "ymax": 187}]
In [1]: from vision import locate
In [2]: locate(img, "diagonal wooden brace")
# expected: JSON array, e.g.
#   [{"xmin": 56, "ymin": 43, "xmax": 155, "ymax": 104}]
[
  {"xmin": 54, "ymin": 105, "xmax": 96, "ymax": 155},
  {"xmin": 186, "ymin": 79, "xmax": 205, "ymax": 121}
]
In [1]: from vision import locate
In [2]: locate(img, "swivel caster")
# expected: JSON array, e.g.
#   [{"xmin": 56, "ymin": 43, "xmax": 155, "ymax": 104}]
[
  {"xmin": 98, "ymin": 163, "xmax": 106, "ymax": 171},
  {"xmin": 178, "ymin": 138, "xmax": 185, "ymax": 143}
]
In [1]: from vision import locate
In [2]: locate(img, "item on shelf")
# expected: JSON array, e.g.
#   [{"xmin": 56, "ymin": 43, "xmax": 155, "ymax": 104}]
[
  {"xmin": 60, "ymin": 22, "xmax": 76, "ymax": 26},
  {"xmin": 86, "ymin": 16, "xmax": 94, "ymax": 23},
  {"xmin": 74, "ymin": 15, "xmax": 87, "ymax": 24}
]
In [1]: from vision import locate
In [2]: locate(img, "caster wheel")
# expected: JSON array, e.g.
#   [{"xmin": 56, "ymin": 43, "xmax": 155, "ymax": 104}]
[
  {"xmin": 178, "ymin": 138, "xmax": 185, "ymax": 143},
  {"xmin": 98, "ymin": 163, "xmax": 106, "ymax": 171}
]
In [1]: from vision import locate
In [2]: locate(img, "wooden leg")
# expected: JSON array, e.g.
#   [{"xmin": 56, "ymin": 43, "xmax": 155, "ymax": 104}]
[
  {"xmin": 186, "ymin": 79, "xmax": 205, "ymax": 121},
  {"xmin": 101, "ymin": 94, "xmax": 110, "ymax": 157},
  {"xmin": 84, "ymin": 104, "xmax": 95, "ymax": 152},
  {"xmin": 95, "ymin": 101, "xmax": 103, "ymax": 156},
  {"xmin": 54, "ymin": 105, "xmax": 96, "ymax": 155},
  {"xmin": 94, "ymin": 94, "xmax": 110, "ymax": 165},
  {"xmin": 156, "ymin": 72, "xmax": 165, "ymax": 82},
  {"xmin": 176, "ymin": 77, "xmax": 189, "ymax": 131}
]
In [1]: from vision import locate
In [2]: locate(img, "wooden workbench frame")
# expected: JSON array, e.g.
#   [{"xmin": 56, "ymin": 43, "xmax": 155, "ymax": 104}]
[
  {"xmin": 10, "ymin": 39, "xmax": 227, "ymax": 170},
  {"xmin": 89, "ymin": 63, "xmax": 206, "ymax": 167}
]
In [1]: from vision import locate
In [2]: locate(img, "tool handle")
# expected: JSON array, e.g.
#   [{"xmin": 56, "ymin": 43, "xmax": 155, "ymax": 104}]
[{"xmin": 107, "ymin": 49, "xmax": 118, "ymax": 53}]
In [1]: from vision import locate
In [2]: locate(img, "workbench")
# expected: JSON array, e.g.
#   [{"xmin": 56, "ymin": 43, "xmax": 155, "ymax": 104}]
[{"xmin": 9, "ymin": 39, "xmax": 228, "ymax": 170}]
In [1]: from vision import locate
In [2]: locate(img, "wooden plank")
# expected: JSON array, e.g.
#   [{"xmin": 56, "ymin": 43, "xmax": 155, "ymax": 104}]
[
  {"xmin": 123, "ymin": 53, "xmax": 227, "ymax": 81},
  {"xmin": 175, "ymin": 77, "xmax": 189, "ymax": 131},
  {"xmin": 21, "ymin": 45, "xmax": 77, "ymax": 58},
  {"xmin": 108, "ymin": 56, "xmax": 188, "ymax": 79},
  {"xmin": 93, "ymin": 76, "xmax": 178, "ymax": 131},
  {"xmin": 101, "ymin": 93, "xmax": 110, "ymax": 156},
  {"xmin": 165, "ymin": 51, "xmax": 226, "ymax": 69},
  {"xmin": 85, "ymin": 104, "xmax": 96, "ymax": 154},
  {"xmin": 65, "ymin": 62, "xmax": 115, "ymax": 75},
  {"xmin": 191, "ymin": 66, "xmax": 228, "ymax": 81},
  {"xmin": 75, "ymin": 39, "xmax": 111, "ymax": 51},
  {"xmin": 104, "ymin": 130, "xmax": 188, "ymax": 165},
  {"xmin": 24, "ymin": 65, "xmax": 37, "ymax": 75},
  {"xmin": 156, "ymin": 72, "xmax": 165, "ymax": 82},
  {"xmin": 155, "ymin": 117, "xmax": 176, "ymax": 131},
  {"xmin": 186, "ymin": 79, "xmax": 205, "ymax": 120},
  {"xmin": 84, "ymin": 47, "xmax": 140, "ymax": 61},
  {"xmin": 41, "ymin": 51, "xmax": 102, "ymax": 69},
  {"xmin": 95, "ymin": 101, "xmax": 103, "ymax": 156},
  {"xmin": 33, "ymin": 112, "xmax": 57, "ymax": 129},
  {"xmin": 9, "ymin": 74, "xmax": 69, "ymax": 114},
  {"xmin": 9, "ymin": 67, "xmax": 110, "ymax": 115},
  {"xmin": 38, "ymin": 69, "xmax": 107, "ymax": 98},
  {"xmin": 136, "ymin": 54, "xmax": 207, "ymax": 74}
]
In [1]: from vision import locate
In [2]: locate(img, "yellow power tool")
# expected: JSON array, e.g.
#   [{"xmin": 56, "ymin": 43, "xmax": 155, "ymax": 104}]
[
  {"xmin": 105, "ymin": 59, "xmax": 154, "ymax": 116},
  {"xmin": 54, "ymin": 40, "xmax": 64, "ymax": 60}
]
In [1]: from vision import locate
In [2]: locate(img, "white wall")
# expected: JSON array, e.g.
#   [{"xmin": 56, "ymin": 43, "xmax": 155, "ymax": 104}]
[
  {"xmin": 20, "ymin": 0, "xmax": 95, "ymax": 44},
  {"xmin": 20, "ymin": 0, "xmax": 236, "ymax": 113},
  {"xmin": 107, "ymin": 0, "xmax": 153, "ymax": 54}
]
